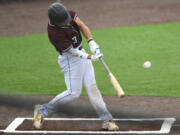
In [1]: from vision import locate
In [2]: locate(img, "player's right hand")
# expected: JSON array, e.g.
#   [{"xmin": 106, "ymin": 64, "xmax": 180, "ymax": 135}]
[{"xmin": 91, "ymin": 53, "xmax": 103, "ymax": 61}]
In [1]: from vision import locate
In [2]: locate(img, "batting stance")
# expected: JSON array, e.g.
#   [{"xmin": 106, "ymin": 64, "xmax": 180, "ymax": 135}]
[{"xmin": 33, "ymin": 2, "xmax": 119, "ymax": 131}]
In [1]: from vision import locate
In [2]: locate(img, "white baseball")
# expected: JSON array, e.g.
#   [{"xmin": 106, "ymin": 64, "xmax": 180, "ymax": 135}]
[{"xmin": 143, "ymin": 61, "xmax": 151, "ymax": 68}]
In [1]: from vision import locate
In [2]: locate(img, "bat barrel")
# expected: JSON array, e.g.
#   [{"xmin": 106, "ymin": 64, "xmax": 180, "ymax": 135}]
[{"xmin": 100, "ymin": 58, "xmax": 125, "ymax": 98}]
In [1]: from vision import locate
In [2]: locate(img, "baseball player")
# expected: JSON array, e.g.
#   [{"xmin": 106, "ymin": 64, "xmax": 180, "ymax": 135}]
[{"xmin": 33, "ymin": 2, "xmax": 119, "ymax": 131}]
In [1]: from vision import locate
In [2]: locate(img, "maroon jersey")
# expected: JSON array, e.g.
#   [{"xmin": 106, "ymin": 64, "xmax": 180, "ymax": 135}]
[{"xmin": 47, "ymin": 10, "xmax": 82, "ymax": 54}]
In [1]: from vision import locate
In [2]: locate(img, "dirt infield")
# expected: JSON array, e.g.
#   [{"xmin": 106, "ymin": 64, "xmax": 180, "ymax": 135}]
[
  {"xmin": 0, "ymin": 0, "xmax": 180, "ymax": 134},
  {"xmin": 0, "ymin": 0, "xmax": 180, "ymax": 37},
  {"xmin": 18, "ymin": 119, "xmax": 162, "ymax": 131},
  {"xmin": 0, "ymin": 95, "xmax": 179, "ymax": 135}
]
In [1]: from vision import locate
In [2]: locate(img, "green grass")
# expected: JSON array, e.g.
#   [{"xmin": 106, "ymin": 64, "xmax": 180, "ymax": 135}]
[{"xmin": 0, "ymin": 22, "xmax": 180, "ymax": 97}]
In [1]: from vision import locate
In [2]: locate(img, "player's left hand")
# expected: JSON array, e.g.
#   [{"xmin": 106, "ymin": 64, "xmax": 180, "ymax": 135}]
[
  {"xmin": 91, "ymin": 52, "xmax": 103, "ymax": 61},
  {"xmin": 94, "ymin": 47, "xmax": 102, "ymax": 56}
]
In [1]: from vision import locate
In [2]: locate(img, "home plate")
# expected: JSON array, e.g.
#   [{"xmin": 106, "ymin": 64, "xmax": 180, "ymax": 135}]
[{"xmin": 3, "ymin": 117, "xmax": 176, "ymax": 134}]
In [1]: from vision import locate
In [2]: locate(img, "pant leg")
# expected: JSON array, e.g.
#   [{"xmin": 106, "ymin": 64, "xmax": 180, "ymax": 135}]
[
  {"xmin": 83, "ymin": 60, "xmax": 113, "ymax": 122},
  {"xmin": 39, "ymin": 55, "xmax": 85, "ymax": 117}
]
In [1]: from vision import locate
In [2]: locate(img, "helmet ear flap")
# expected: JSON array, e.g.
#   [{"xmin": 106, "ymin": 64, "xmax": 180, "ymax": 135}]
[{"xmin": 48, "ymin": 2, "xmax": 72, "ymax": 27}]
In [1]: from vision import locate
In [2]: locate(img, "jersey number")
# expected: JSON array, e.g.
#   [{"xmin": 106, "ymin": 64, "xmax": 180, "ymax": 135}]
[{"xmin": 72, "ymin": 36, "xmax": 77, "ymax": 44}]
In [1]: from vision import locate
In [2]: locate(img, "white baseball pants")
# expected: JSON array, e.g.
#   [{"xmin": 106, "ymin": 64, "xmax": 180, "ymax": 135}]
[{"xmin": 38, "ymin": 52, "xmax": 113, "ymax": 122}]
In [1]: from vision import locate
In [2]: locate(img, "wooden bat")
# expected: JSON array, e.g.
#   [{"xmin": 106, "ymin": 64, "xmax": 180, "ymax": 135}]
[{"xmin": 99, "ymin": 58, "xmax": 125, "ymax": 98}]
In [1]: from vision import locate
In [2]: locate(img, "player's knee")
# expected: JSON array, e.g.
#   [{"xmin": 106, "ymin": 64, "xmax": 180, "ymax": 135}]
[
  {"xmin": 72, "ymin": 93, "xmax": 80, "ymax": 99},
  {"xmin": 68, "ymin": 90, "xmax": 81, "ymax": 100}
]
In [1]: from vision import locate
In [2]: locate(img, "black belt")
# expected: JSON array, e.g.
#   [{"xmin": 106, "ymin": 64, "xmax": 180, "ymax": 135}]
[
  {"xmin": 60, "ymin": 45, "xmax": 83, "ymax": 55},
  {"xmin": 78, "ymin": 45, "xmax": 83, "ymax": 50}
]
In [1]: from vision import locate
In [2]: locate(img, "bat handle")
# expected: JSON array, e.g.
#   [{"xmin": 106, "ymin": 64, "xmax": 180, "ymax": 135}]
[{"xmin": 99, "ymin": 58, "xmax": 111, "ymax": 75}]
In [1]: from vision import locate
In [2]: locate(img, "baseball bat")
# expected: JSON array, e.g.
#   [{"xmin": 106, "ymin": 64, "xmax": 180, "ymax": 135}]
[{"xmin": 99, "ymin": 58, "xmax": 125, "ymax": 98}]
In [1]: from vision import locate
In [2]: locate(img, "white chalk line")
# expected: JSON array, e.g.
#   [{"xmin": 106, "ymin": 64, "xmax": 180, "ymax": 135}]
[
  {"xmin": 2, "ymin": 130, "xmax": 175, "ymax": 134},
  {"xmin": 160, "ymin": 118, "xmax": 176, "ymax": 133},
  {"xmin": 23, "ymin": 117, "xmax": 175, "ymax": 121},
  {"xmin": 3, "ymin": 117, "xmax": 176, "ymax": 134},
  {"xmin": 4, "ymin": 118, "xmax": 24, "ymax": 132}
]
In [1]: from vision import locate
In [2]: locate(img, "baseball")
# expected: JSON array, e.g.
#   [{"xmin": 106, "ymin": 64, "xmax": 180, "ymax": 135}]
[{"xmin": 143, "ymin": 61, "xmax": 151, "ymax": 68}]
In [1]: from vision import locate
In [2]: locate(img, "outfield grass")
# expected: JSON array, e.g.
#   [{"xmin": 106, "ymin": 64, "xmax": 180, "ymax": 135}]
[{"xmin": 0, "ymin": 22, "xmax": 180, "ymax": 97}]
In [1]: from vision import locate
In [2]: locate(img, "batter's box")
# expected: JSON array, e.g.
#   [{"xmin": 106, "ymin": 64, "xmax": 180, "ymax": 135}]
[{"xmin": 3, "ymin": 118, "xmax": 176, "ymax": 134}]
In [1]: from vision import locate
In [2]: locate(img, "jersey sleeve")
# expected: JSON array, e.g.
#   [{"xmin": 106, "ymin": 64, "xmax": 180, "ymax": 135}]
[{"xmin": 68, "ymin": 10, "xmax": 77, "ymax": 21}]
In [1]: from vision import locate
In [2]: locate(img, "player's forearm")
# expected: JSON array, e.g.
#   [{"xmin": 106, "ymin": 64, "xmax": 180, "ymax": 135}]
[
  {"xmin": 75, "ymin": 17, "xmax": 93, "ymax": 41},
  {"xmin": 75, "ymin": 17, "xmax": 102, "ymax": 58},
  {"xmin": 68, "ymin": 47, "xmax": 91, "ymax": 59},
  {"xmin": 68, "ymin": 47, "xmax": 102, "ymax": 61},
  {"xmin": 80, "ymin": 24, "xmax": 93, "ymax": 41}
]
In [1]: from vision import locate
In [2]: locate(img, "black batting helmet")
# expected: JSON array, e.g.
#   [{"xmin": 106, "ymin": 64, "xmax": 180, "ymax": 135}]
[{"xmin": 48, "ymin": 2, "xmax": 72, "ymax": 27}]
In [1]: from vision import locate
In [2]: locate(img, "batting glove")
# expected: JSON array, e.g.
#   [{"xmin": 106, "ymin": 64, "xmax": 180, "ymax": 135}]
[
  {"xmin": 88, "ymin": 39, "xmax": 100, "ymax": 54},
  {"xmin": 91, "ymin": 53, "xmax": 103, "ymax": 61}
]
